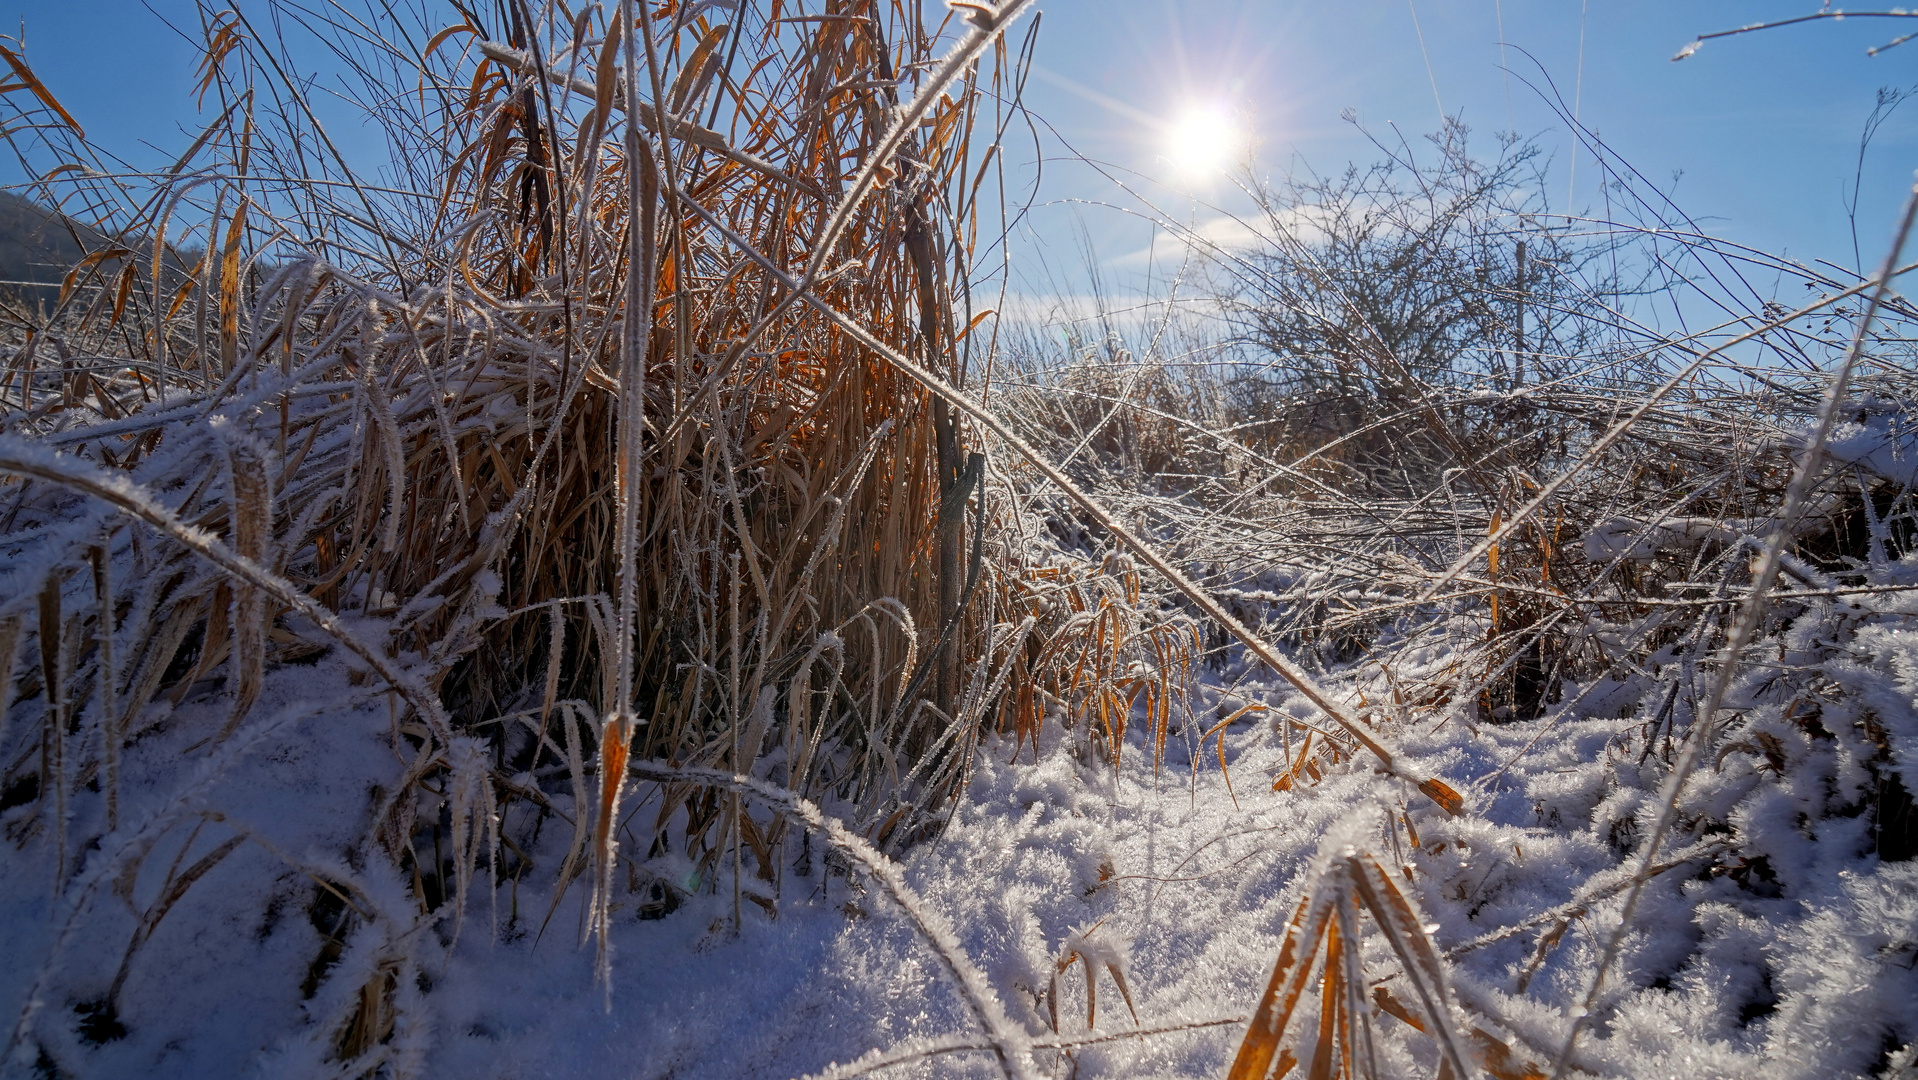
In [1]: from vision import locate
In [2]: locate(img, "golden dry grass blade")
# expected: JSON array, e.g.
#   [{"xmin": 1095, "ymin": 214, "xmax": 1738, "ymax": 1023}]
[
  {"xmin": 217, "ymin": 198, "xmax": 247, "ymax": 376},
  {"xmin": 1308, "ymin": 912, "xmax": 1342, "ymax": 1080},
  {"xmin": 213, "ymin": 432, "xmax": 270, "ymax": 742},
  {"xmin": 0, "ymin": 44, "xmax": 84, "ymax": 137},
  {"xmin": 1229, "ymin": 895, "xmax": 1331, "ymax": 1080},
  {"xmin": 1348, "ymin": 853, "xmax": 1473, "ymax": 1078}
]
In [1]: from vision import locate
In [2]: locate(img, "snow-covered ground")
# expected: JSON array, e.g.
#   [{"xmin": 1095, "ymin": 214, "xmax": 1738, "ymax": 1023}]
[{"xmin": 7, "ymin": 575, "xmax": 1918, "ymax": 1079}]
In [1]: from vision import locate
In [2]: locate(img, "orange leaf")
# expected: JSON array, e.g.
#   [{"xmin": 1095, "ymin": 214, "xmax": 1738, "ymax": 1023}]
[
  {"xmin": 219, "ymin": 197, "xmax": 249, "ymax": 374},
  {"xmin": 0, "ymin": 45, "xmax": 83, "ymax": 138},
  {"xmin": 1418, "ymin": 777, "xmax": 1465, "ymax": 817},
  {"xmin": 195, "ymin": 14, "xmax": 245, "ymax": 108},
  {"xmin": 423, "ymin": 19, "xmax": 479, "ymax": 61}
]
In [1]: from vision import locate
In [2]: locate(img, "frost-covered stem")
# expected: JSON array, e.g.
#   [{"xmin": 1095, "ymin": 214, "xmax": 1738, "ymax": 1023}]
[
  {"xmin": 729, "ymin": 551, "xmax": 743, "ymax": 935},
  {"xmin": 1441, "ymin": 838, "xmax": 1730, "ymax": 962},
  {"xmin": 591, "ymin": 0, "xmax": 659, "ymax": 1001},
  {"xmin": 1549, "ymin": 177, "xmax": 1918, "ymax": 1079},
  {"xmin": 90, "ymin": 539, "xmax": 117, "ymax": 832},
  {"xmin": 626, "ymin": 763, "xmax": 1038, "ymax": 1080},
  {"xmin": 49, "ymin": 604, "xmax": 69, "ymax": 895},
  {"xmin": 613, "ymin": 0, "xmax": 652, "ymax": 728}
]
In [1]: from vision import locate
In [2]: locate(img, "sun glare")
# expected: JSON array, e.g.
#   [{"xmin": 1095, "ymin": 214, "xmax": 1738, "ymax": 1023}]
[{"xmin": 1164, "ymin": 104, "xmax": 1243, "ymax": 179}]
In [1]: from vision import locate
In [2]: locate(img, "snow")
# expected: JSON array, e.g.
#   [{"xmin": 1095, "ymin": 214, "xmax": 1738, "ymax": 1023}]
[
  {"xmin": 1827, "ymin": 402, "xmax": 1918, "ymax": 489},
  {"xmin": 5, "ymin": 547, "xmax": 1918, "ymax": 1079}
]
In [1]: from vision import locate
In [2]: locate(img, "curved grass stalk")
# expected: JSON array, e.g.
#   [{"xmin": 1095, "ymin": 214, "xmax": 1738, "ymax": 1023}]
[{"xmin": 625, "ymin": 761, "xmax": 1038, "ymax": 1080}]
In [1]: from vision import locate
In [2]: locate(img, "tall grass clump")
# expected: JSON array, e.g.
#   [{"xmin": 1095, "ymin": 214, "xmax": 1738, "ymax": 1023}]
[
  {"xmin": 0, "ymin": 0, "xmax": 1491, "ymax": 1062},
  {"xmin": 0, "ymin": 0, "xmax": 1166, "ymax": 1067}
]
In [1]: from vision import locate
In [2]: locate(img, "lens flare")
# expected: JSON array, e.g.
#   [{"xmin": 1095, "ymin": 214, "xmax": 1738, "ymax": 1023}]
[{"xmin": 1164, "ymin": 104, "xmax": 1243, "ymax": 178}]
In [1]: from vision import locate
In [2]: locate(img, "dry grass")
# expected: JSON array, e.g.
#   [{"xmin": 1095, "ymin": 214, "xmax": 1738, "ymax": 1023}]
[
  {"xmin": 0, "ymin": 0, "xmax": 1104, "ymax": 1062},
  {"xmin": 0, "ymin": 0, "xmax": 1032, "ymax": 825},
  {"xmin": 985, "ymin": 108, "xmax": 1918, "ymax": 1075},
  {"xmin": 5, "ymin": 5, "xmax": 1915, "ymax": 1079},
  {"xmin": 1226, "ymin": 817, "xmax": 1546, "ymax": 1080}
]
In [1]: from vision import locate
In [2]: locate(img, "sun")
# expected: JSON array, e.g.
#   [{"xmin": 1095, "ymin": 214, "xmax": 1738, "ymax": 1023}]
[{"xmin": 1163, "ymin": 104, "xmax": 1244, "ymax": 179}]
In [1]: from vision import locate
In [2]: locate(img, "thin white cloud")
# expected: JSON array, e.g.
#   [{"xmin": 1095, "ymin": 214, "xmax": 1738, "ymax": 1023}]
[
  {"xmin": 1108, "ymin": 214, "xmax": 1268, "ymax": 270},
  {"xmin": 1108, "ymin": 206, "xmax": 1344, "ymax": 270}
]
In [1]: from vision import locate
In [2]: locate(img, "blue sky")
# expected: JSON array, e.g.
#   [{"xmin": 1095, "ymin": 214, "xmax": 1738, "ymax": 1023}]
[
  {"xmin": 3, "ymin": 2, "xmax": 1916, "ymax": 290},
  {"xmin": 1004, "ymin": 2, "xmax": 1918, "ymax": 302}
]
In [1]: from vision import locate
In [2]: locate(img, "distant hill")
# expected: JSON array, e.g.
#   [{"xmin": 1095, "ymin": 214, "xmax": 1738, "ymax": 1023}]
[
  {"xmin": 0, "ymin": 189, "xmax": 109, "ymax": 309},
  {"xmin": 0, "ymin": 190, "xmax": 204, "ymax": 316}
]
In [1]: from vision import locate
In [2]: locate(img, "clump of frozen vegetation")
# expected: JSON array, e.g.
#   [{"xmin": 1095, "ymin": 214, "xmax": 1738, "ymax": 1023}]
[{"xmin": 0, "ymin": 3, "xmax": 1916, "ymax": 1079}]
